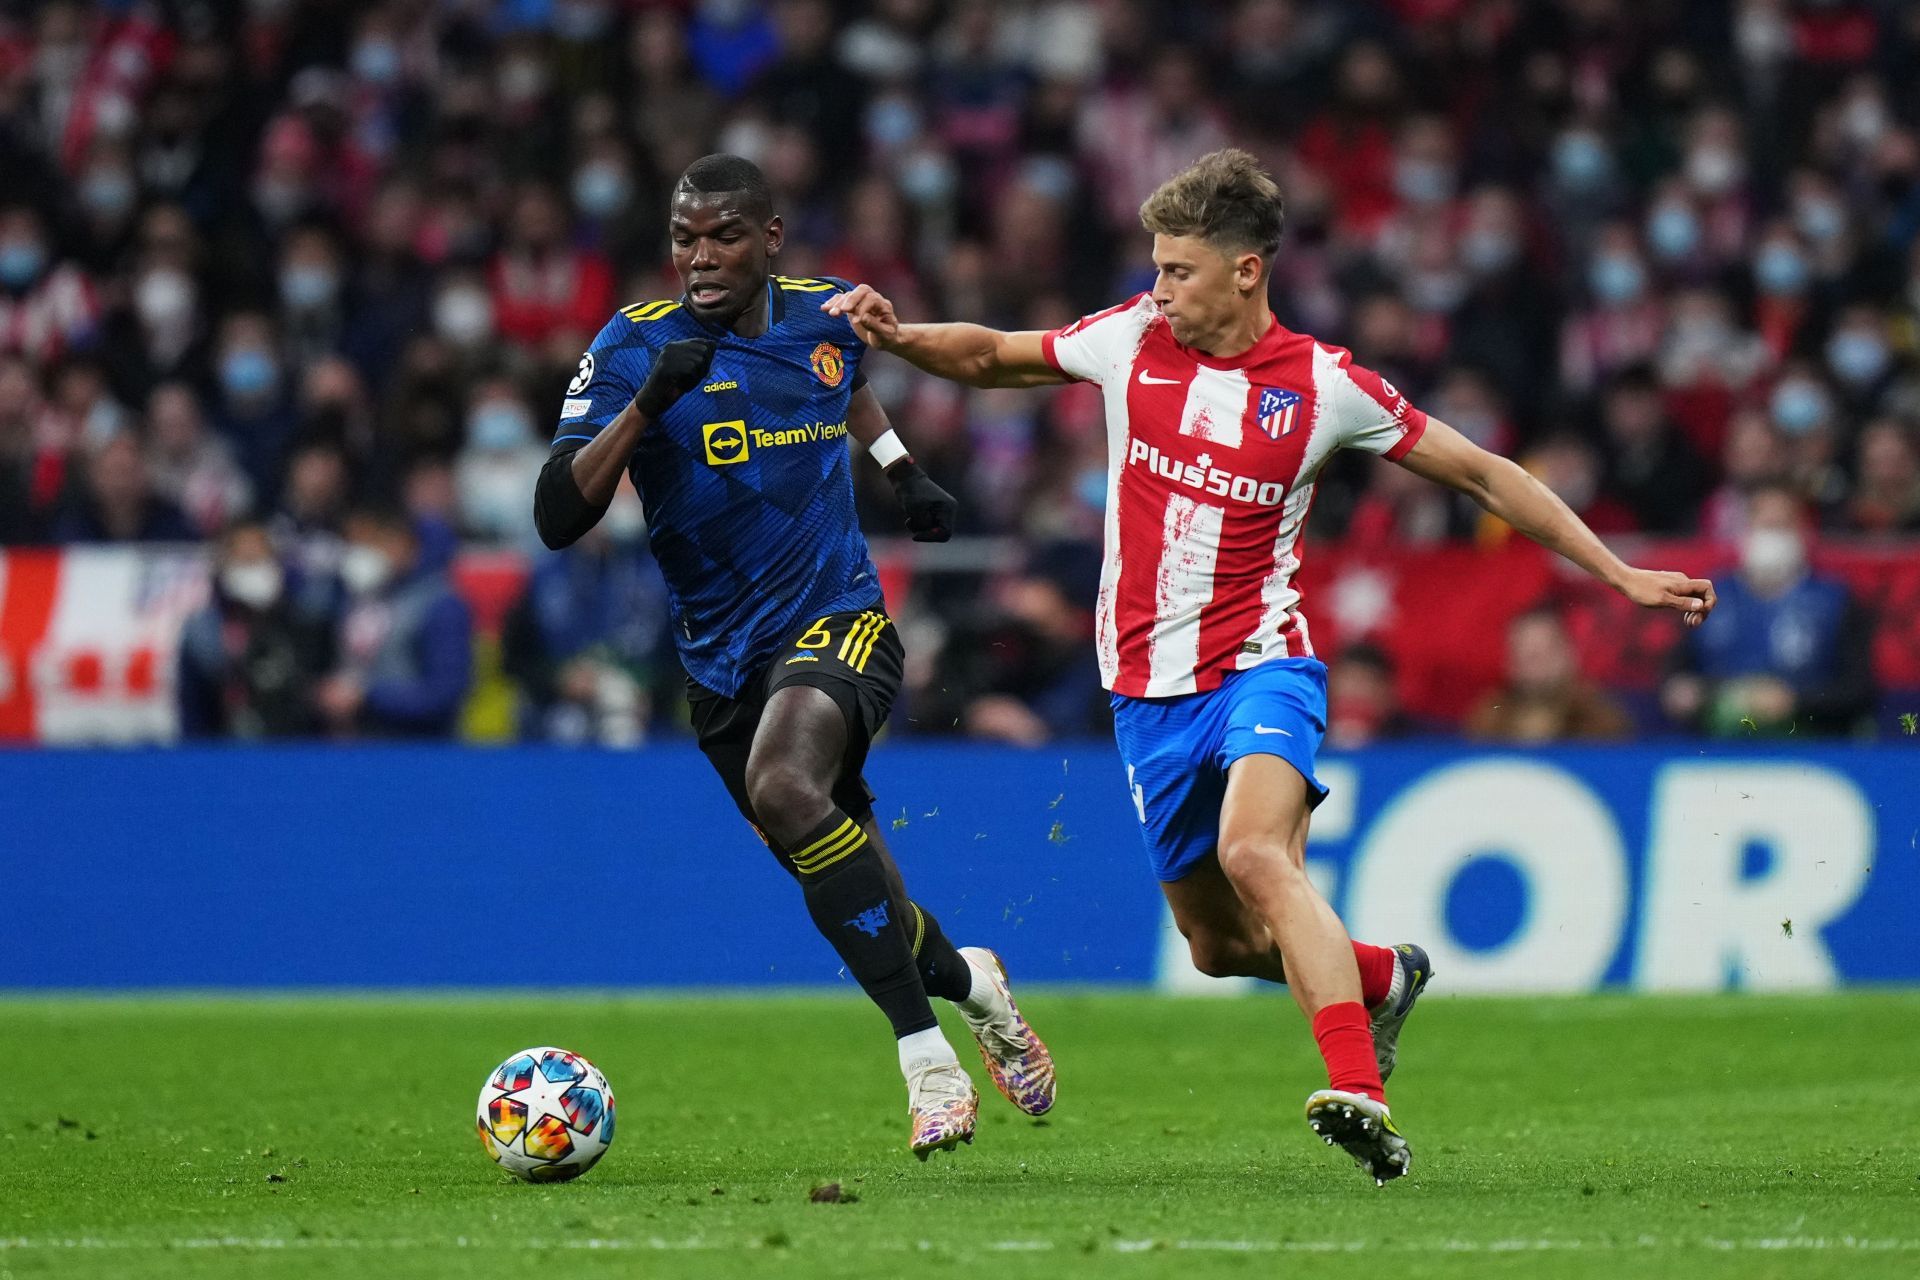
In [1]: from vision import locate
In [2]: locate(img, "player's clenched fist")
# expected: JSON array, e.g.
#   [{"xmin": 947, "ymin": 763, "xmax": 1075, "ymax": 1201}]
[
  {"xmin": 1619, "ymin": 568, "xmax": 1717, "ymax": 627},
  {"xmin": 634, "ymin": 337, "xmax": 717, "ymax": 419},
  {"xmin": 823, "ymin": 284, "xmax": 900, "ymax": 350},
  {"xmin": 886, "ymin": 458, "xmax": 957, "ymax": 543}
]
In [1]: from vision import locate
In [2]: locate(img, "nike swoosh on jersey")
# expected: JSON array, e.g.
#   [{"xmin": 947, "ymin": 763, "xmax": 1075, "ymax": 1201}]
[
  {"xmin": 1252, "ymin": 724, "xmax": 1292, "ymax": 736},
  {"xmin": 1136, "ymin": 370, "xmax": 1182, "ymax": 385}
]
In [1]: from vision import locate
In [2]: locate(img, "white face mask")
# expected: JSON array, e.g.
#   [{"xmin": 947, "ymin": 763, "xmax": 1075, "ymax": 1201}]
[
  {"xmin": 339, "ymin": 543, "xmax": 394, "ymax": 595},
  {"xmin": 434, "ymin": 288, "xmax": 493, "ymax": 346},
  {"xmin": 1741, "ymin": 527, "xmax": 1806, "ymax": 589},
  {"xmin": 1686, "ymin": 145, "xmax": 1742, "ymax": 195},
  {"xmin": 220, "ymin": 561, "xmax": 283, "ymax": 610},
  {"xmin": 136, "ymin": 268, "xmax": 196, "ymax": 327}
]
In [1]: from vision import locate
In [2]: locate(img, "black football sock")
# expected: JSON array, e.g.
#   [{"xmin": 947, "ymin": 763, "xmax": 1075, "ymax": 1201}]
[
  {"xmin": 790, "ymin": 809, "xmax": 939, "ymax": 1037},
  {"xmin": 904, "ymin": 901, "xmax": 975, "ymax": 1004},
  {"xmin": 861, "ymin": 829, "xmax": 975, "ymax": 1005}
]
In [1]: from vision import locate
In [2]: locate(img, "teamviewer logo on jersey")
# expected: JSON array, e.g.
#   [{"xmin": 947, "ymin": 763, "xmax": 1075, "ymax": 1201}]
[
  {"xmin": 1255, "ymin": 387, "xmax": 1302, "ymax": 440},
  {"xmin": 702, "ymin": 420, "xmax": 749, "ymax": 465}
]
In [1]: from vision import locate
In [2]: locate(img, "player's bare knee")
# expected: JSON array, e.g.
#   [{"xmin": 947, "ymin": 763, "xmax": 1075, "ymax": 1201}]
[
  {"xmin": 743, "ymin": 756, "xmax": 832, "ymax": 838},
  {"xmin": 1215, "ymin": 833, "xmax": 1279, "ymax": 882},
  {"xmin": 1217, "ymin": 835, "xmax": 1307, "ymax": 898}
]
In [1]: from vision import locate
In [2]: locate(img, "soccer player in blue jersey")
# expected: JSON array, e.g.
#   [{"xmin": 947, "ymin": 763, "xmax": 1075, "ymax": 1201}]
[{"xmin": 532, "ymin": 155, "xmax": 1054, "ymax": 1158}]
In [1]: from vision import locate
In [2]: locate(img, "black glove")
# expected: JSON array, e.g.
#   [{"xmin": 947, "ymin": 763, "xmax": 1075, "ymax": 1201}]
[
  {"xmin": 886, "ymin": 458, "xmax": 956, "ymax": 542},
  {"xmin": 633, "ymin": 338, "xmax": 717, "ymax": 419}
]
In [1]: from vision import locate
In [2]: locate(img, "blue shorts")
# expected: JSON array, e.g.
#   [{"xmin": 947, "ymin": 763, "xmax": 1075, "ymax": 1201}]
[{"xmin": 1111, "ymin": 658, "xmax": 1330, "ymax": 883}]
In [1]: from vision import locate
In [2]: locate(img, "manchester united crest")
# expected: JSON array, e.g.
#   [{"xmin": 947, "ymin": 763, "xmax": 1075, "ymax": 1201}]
[{"xmin": 810, "ymin": 342, "xmax": 845, "ymax": 388}]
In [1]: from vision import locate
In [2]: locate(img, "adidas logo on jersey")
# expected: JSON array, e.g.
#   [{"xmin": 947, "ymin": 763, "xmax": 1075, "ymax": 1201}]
[{"xmin": 1126, "ymin": 438, "xmax": 1286, "ymax": 507}]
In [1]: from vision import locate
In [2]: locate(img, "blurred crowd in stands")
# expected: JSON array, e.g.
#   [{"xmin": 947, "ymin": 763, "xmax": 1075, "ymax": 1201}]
[{"xmin": 2, "ymin": 0, "xmax": 1917, "ymax": 744}]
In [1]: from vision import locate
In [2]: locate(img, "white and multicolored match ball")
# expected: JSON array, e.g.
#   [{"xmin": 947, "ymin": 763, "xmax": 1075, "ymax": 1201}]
[{"xmin": 475, "ymin": 1046, "xmax": 616, "ymax": 1183}]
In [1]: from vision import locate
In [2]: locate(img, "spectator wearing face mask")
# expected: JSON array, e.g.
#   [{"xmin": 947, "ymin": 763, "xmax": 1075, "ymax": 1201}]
[
  {"xmin": 315, "ymin": 505, "xmax": 472, "ymax": 738},
  {"xmin": 1466, "ymin": 607, "xmax": 1631, "ymax": 743},
  {"xmin": 208, "ymin": 311, "xmax": 299, "ymax": 503},
  {"xmin": 176, "ymin": 517, "xmax": 334, "ymax": 738},
  {"xmin": 1662, "ymin": 484, "xmax": 1875, "ymax": 736},
  {"xmin": 1658, "ymin": 287, "xmax": 1769, "ymax": 461},
  {"xmin": 275, "ymin": 223, "xmax": 350, "ymax": 374},
  {"xmin": 1562, "ymin": 222, "xmax": 1665, "ymax": 397},
  {"xmin": 102, "ymin": 258, "xmax": 211, "ymax": 408},
  {"xmin": 1676, "ymin": 106, "xmax": 1753, "ymax": 260},
  {"xmin": 1642, "ymin": 180, "xmax": 1719, "ymax": 284},
  {"xmin": 1767, "ymin": 360, "xmax": 1850, "ymax": 517},
  {"xmin": 453, "ymin": 378, "xmax": 548, "ymax": 545},
  {"xmin": 1787, "ymin": 169, "xmax": 1860, "ymax": 287},
  {"xmin": 71, "ymin": 142, "xmax": 143, "ymax": 270},
  {"xmin": 0, "ymin": 205, "xmax": 100, "ymax": 364},
  {"xmin": 502, "ymin": 488, "xmax": 670, "ymax": 746},
  {"xmin": 1750, "ymin": 220, "xmax": 1821, "ymax": 364},
  {"xmin": 1823, "ymin": 305, "xmax": 1899, "ymax": 419},
  {"xmin": 569, "ymin": 136, "xmax": 647, "ymax": 258},
  {"xmin": 1450, "ymin": 186, "xmax": 1558, "ymax": 412}
]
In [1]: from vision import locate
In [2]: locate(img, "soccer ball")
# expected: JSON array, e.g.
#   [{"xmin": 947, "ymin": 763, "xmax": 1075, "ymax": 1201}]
[{"xmin": 475, "ymin": 1046, "xmax": 616, "ymax": 1182}]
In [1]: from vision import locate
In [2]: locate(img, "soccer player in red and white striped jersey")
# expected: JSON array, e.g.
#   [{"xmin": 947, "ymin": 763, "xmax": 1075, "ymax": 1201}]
[{"xmin": 828, "ymin": 149, "xmax": 1715, "ymax": 1183}]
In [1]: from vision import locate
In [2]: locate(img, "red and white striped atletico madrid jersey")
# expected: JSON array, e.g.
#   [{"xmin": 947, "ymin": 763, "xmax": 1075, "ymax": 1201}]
[{"xmin": 1041, "ymin": 293, "xmax": 1429, "ymax": 698}]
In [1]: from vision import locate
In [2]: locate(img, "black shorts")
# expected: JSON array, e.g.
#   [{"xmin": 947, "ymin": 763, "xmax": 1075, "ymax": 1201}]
[{"xmin": 687, "ymin": 607, "xmax": 904, "ymax": 836}]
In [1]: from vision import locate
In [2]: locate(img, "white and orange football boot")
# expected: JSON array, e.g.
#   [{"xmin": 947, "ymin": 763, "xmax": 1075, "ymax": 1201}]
[
  {"xmin": 956, "ymin": 947, "xmax": 1057, "ymax": 1116},
  {"xmin": 906, "ymin": 1059, "xmax": 978, "ymax": 1160}
]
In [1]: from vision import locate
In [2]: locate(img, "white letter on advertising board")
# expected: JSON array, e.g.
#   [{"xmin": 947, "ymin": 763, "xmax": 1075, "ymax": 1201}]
[
  {"xmin": 1346, "ymin": 760, "xmax": 1628, "ymax": 993},
  {"xmin": 1637, "ymin": 763, "xmax": 1873, "ymax": 991}
]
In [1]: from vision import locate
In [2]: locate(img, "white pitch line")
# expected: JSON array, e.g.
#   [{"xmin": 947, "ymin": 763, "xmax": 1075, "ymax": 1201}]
[{"xmin": 4, "ymin": 1235, "xmax": 1918, "ymax": 1254}]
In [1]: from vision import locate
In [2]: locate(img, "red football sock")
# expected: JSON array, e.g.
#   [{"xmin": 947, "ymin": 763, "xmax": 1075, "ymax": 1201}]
[
  {"xmin": 1312, "ymin": 1001, "xmax": 1387, "ymax": 1104},
  {"xmin": 1353, "ymin": 941, "xmax": 1396, "ymax": 1008}
]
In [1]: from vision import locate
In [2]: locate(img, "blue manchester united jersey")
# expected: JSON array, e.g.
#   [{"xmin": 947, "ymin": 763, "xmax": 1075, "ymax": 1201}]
[{"xmin": 551, "ymin": 276, "xmax": 882, "ymax": 697}]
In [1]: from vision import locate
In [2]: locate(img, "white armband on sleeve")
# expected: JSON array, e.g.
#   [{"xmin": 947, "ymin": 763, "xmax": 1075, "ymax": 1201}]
[{"xmin": 867, "ymin": 428, "xmax": 910, "ymax": 469}]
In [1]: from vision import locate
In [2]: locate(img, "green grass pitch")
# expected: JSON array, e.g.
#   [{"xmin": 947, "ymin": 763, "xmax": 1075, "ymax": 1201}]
[{"xmin": 3, "ymin": 990, "xmax": 1916, "ymax": 1278}]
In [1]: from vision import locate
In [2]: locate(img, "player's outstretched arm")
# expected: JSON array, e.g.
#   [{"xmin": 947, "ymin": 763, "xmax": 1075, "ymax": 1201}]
[
  {"xmin": 1395, "ymin": 418, "xmax": 1717, "ymax": 627},
  {"xmin": 824, "ymin": 285, "xmax": 1065, "ymax": 389}
]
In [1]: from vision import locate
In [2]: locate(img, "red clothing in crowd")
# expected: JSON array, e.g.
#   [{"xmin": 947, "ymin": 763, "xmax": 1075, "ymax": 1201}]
[{"xmin": 489, "ymin": 250, "xmax": 615, "ymax": 348}]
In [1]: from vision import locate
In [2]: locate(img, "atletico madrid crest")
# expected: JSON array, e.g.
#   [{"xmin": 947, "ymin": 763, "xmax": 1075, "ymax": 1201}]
[{"xmin": 1255, "ymin": 387, "xmax": 1302, "ymax": 440}]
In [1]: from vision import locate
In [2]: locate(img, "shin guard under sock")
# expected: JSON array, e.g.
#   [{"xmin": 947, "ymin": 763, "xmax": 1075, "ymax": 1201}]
[{"xmin": 792, "ymin": 810, "xmax": 939, "ymax": 1037}]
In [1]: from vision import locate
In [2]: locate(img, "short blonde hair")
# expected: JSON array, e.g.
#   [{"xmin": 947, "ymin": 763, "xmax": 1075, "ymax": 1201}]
[{"xmin": 1139, "ymin": 149, "xmax": 1285, "ymax": 263}]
